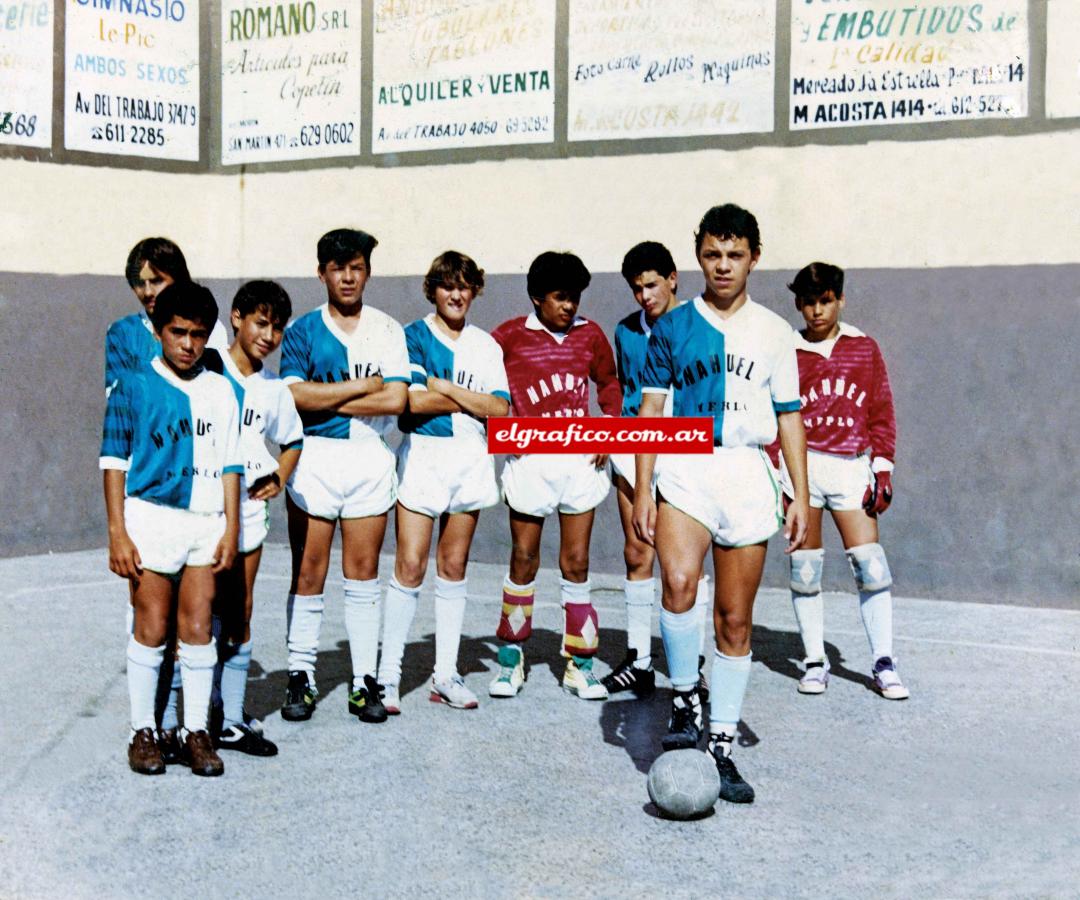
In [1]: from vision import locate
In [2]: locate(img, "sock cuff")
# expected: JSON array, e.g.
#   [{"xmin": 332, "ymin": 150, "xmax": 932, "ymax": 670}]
[
  {"xmin": 792, "ymin": 547, "xmax": 826, "ymax": 561},
  {"xmin": 288, "ymin": 592, "xmax": 325, "ymax": 612},
  {"xmin": 343, "ymin": 578, "xmax": 379, "ymax": 603},
  {"xmin": 435, "ymin": 575, "xmax": 467, "ymax": 599},
  {"xmin": 713, "ymin": 648, "xmax": 753, "ymax": 669},
  {"xmin": 126, "ymin": 637, "xmax": 165, "ymax": 667},
  {"xmin": 559, "ymin": 577, "xmax": 592, "ymax": 605},
  {"xmin": 178, "ymin": 639, "xmax": 218, "ymax": 668},
  {"xmin": 659, "ymin": 606, "xmax": 697, "ymax": 633},
  {"xmin": 388, "ymin": 575, "xmax": 422, "ymax": 598},
  {"xmin": 623, "ymin": 577, "xmax": 655, "ymax": 606}
]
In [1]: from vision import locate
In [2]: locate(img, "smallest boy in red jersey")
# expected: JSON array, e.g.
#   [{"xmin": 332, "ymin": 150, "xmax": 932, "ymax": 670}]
[
  {"xmin": 488, "ymin": 251, "xmax": 622, "ymax": 701},
  {"xmin": 781, "ymin": 263, "xmax": 909, "ymax": 700}
]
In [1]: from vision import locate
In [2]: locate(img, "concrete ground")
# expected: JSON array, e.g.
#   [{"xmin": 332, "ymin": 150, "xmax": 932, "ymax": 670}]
[{"xmin": 1, "ymin": 545, "xmax": 1078, "ymax": 899}]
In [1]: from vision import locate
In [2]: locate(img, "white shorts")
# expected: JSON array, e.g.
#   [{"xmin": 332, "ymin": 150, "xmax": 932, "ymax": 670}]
[
  {"xmin": 656, "ymin": 446, "xmax": 782, "ymax": 547},
  {"xmin": 124, "ymin": 496, "xmax": 226, "ymax": 575},
  {"xmin": 501, "ymin": 453, "xmax": 610, "ymax": 517},
  {"xmin": 239, "ymin": 497, "xmax": 269, "ymax": 554},
  {"xmin": 286, "ymin": 435, "xmax": 396, "ymax": 520},
  {"xmin": 781, "ymin": 449, "xmax": 872, "ymax": 511},
  {"xmin": 396, "ymin": 433, "xmax": 499, "ymax": 518},
  {"xmin": 609, "ymin": 453, "xmax": 659, "ymax": 493}
]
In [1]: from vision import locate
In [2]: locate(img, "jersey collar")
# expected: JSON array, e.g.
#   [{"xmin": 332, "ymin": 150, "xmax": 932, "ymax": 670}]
[
  {"xmin": 151, "ymin": 354, "xmax": 203, "ymax": 389},
  {"xmin": 691, "ymin": 294, "xmax": 754, "ymax": 332},
  {"xmin": 794, "ymin": 321, "xmax": 865, "ymax": 356},
  {"xmin": 525, "ymin": 312, "xmax": 588, "ymax": 343}
]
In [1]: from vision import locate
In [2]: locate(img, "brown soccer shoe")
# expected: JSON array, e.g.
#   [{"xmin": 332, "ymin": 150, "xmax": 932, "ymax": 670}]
[
  {"xmin": 180, "ymin": 729, "xmax": 225, "ymax": 777},
  {"xmin": 156, "ymin": 728, "xmax": 182, "ymax": 765},
  {"xmin": 128, "ymin": 727, "xmax": 166, "ymax": 775}
]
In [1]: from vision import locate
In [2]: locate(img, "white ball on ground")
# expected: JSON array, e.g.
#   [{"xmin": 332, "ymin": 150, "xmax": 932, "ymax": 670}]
[{"xmin": 647, "ymin": 749, "xmax": 721, "ymax": 819}]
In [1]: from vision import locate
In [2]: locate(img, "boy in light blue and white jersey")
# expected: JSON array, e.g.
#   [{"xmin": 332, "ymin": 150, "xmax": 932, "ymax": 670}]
[
  {"xmin": 378, "ymin": 251, "xmax": 510, "ymax": 713},
  {"xmin": 277, "ymin": 228, "xmax": 410, "ymax": 725},
  {"xmin": 212, "ymin": 281, "xmax": 304, "ymax": 756},
  {"xmin": 105, "ymin": 237, "xmax": 228, "ymax": 395},
  {"xmin": 633, "ymin": 204, "xmax": 811, "ymax": 805},
  {"xmin": 603, "ymin": 241, "xmax": 711, "ymax": 701},
  {"xmin": 101, "ymin": 282, "xmax": 242, "ymax": 778}
]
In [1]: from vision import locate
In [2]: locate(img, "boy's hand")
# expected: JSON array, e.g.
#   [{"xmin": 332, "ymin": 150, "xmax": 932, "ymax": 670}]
[
  {"xmin": 862, "ymin": 472, "xmax": 893, "ymax": 516},
  {"xmin": 212, "ymin": 532, "xmax": 239, "ymax": 574},
  {"xmin": 783, "ymin": 497, "xmax": 810, "ymax": 554},
  {"xmin": 109, "ymin": 533, "xmax": 143, "ymax": 579},
  {"xmin": 591, "ymin": 454, "xmax": 609, "ymax": 469},
  {"xmin": 632, "ymin": 494, "xmax": 657, "ymax": 547},
  {"xmin": 248, "ymin": 472, "xmax": 282, "ymax": 501}
]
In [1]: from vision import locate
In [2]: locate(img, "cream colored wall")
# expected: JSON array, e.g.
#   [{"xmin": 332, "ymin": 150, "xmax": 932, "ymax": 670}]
[{"xmin": 5, "ymin": 128, "xmax": 1079, "ymax": 277}]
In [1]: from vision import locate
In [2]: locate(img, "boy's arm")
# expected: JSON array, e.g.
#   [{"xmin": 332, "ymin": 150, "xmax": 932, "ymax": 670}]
[
  {"xmin": 777, "ymin": 410, "xmax": 809, "ymax": 553},
  {"xmin": 104, "ymin": 469, "xmax": 141, "ymax": 578},
  {"xmin": 213, "ymin": 472, "xmax": 240, "ymax": 574},
  {"xmin": 864, "ymin": 340, "xmax": 896, "ymax": 514},
  {"xmin": 287, "ymin": 376, "xmax": 384, "ymax": 412},
  {"xmin": 426, "ymin": 377, "xmax": 510, "ymax": 418},
  {"xmin": 336, "ymin": 381, "xmax": 408, "ymax": 416},
  {"xmin": 589, "ymin": 327, "xmax": 623, "ymax": 417},
  {"xmin": 407, "ymin": 387, "xmax": 462, "ymax": 415},
  {"xmin": 631, "ymin": 391, "xmax": 667, "ymax": 546}
]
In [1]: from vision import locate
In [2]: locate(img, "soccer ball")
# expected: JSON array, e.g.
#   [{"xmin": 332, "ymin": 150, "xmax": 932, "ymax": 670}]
[{"xmin": 647, "ymin": 750, "xmax": 721, "ymax": 819}]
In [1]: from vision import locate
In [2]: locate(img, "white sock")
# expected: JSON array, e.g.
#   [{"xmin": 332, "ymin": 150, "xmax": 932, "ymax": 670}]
[
  {"xmin": 378, "ymin": 577, "xmax": 419, "ymax": 687},
  {"xmin": 286, "ymin": 593, "xmax": 324, "ymax": 674},
  {"xmin": 624, "ymin": 578, "xmax": 654, "ymax": 669},
  {"xmin": 126, "ymin": 637, "xmax": 164, "ymax": 732},
  {"xmin": 434, "ymin": 576, "xmax": 467, "ymax": 682},
  {"xmin": 178, "ymin": 639, "xmax": 217, "ymax": 733},
  {"xmin": 859, "ymin": 588, "xmax": 894, "ymax": 662},
  {"xmin": 344, "ymin": 578, "xmax": 381, "ymax": 690},
  {"xmin": 693, "ymin": 575, "xmax": 711, "ymax": 659}
]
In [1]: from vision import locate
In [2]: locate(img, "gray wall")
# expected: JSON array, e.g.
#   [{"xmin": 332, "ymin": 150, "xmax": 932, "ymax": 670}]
[{"xmin": 2, "ymin": 265, "xmax": 1077, "ymax": 607}]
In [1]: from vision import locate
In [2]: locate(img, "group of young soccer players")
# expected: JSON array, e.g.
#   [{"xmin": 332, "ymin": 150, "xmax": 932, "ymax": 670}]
[{"xmin": 103, "ymin": 203, "xmax": 907, "ymax": 803}]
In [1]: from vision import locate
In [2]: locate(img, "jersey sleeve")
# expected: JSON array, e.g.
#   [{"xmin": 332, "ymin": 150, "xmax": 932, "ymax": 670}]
[
  {"xmin": 589, "ymin": 325, "xmax": 622, "ymax": 417},
  {"xmin": 405, "ymin": 321, "xmax": 429, "ymax": 390},
  {"xmin": 100, "ymin": 376, "xmax": 134, "ymax": 471},
  {"xmin": 640, "ymin": 316, "xmax": 674, "ymax": 395},
  {"xmin": 485, "ymin": 335, "xmax": 511, "ymax": 401},
  {"xmin": 279, "ymin": 320, "xmax": 309, "ymax": 385},
  {"xmin": 770, "ymin": 327, "xmax": 802, "ymax": 414},
  {"xmin": 867, "ymin": 339, "xmax": 897, "ymax": 471},
  {"xmin": 266, "ymin": 380, "xmax": 305, "ymax": 451},
  {"xmin": 381, "ymin": 321, "xmax": 411, "ymax": 384},
  {"xmin": 220, "ymin": 386, "xmax": 244, "ymax": 476}
]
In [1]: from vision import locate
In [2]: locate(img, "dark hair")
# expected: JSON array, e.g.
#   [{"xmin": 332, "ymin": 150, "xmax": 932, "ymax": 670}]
[
  {"xmin": 788, "ymin": 262, "xmax": 845, "ymax": 301},
  {"xmin": 232, "ymin": 280, "xmax": 293, "ymax": 326},
  {"xmin": 694, "ymin": 204, "xmax": 761, "ymax": 255},
  {"xmin": 527, "ymin": 251, "xmax": 591, "ymax": 301},
  {"xmin": 150, "ymin": 281, "xmax": 218, "ymax": 332},
  {"xmin": 621, "ymin": 241, "xmax": 677, "ymax": 286},
  {"xmin": 423, "ymin": 250, "xmax": 485, "ymax": 302},
  {"xmin": 125, "ymin": 237, "xmax": 191, "ymax": 287},
  {"xmin": 317, "ymin": 228, "xmax": 378, "ymax": 269}
]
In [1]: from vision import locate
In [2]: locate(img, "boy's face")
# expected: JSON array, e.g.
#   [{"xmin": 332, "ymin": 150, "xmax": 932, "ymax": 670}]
[
  {"xmin": 131, "ymin": 262, "xmax": 174, "ymax": 315},
  {"xmin": 629, "ymin": 269, "xmax": 678, "ymax": 322},
  {"xmin": 796, "ymin": 290, "xmax": 845, "ymax": 341},
  {"xmin": 696, "ymin": 234, "xmax": 759, "ymax": 305},
  {"xmin": 156, "ymin": 315, "xmax": 209, "ymax": 375},
  {"xmin": 433, "ymin": 281, "xmax": 476, "ymax": 328},
  {"xmin": 231, "ymin": 306, "xmax": 285, "ymax": 361},
  {"xmin": 319, "ymin": 254, "xmax": 369, "ymax": 308},
  {"xmin": 532, "ymin": 289, "xmax": 581, "ymax": 333}
]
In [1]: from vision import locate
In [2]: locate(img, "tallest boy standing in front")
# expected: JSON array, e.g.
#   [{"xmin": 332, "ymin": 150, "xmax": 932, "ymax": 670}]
[{"xmin": 633, "ymin": 204, "xmax": 809, "ymax": 804}]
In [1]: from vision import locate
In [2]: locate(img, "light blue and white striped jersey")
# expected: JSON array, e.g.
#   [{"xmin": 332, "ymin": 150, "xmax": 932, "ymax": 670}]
[
  {"xmin": 279, "ymin": 303, "xmax": 410, "ymax": 441},
  {"xmin": 641, "ymin": 296, "xmax": 801, "ymax": 447},
  {"xmin": 104, "ymin": 310, "xmax": 230, "ymax": 395},
  {"xmin": 220, "ymin": 351, "xmax": 304, "ymax": 490},
  {"xmin": 614, "ymin": 308, "xmax": 676, "ymax": 418},
  {"xmin": 100, "ymin": 357, "xmax": 244, "ymax": 512},
  {"xmin": 399, "ymin": 314, "xmax": 510, "ymax": 439}
]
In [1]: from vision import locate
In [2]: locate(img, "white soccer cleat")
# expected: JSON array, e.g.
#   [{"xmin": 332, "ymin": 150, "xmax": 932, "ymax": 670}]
[
  {"xmin": 873, "ymin": 657, "xmax": 910, "ymax": 700},
  {"xmin": 430, "ymin": 674, "xmax": 479, "ymax": 709},
  {"xmin": 488, "ymin": 645, "xmax": 525, "ymax": 698},
  {"xmin": 383, "ymin": 683, "xmax": 402, "ymax": 716},
  {"xmin": 798, "ymin": 660, "xmax": 830, "ymax": 695},
  {"xmin": 563, "ymin": 657, "xmax": 608, "ymax": 700}
]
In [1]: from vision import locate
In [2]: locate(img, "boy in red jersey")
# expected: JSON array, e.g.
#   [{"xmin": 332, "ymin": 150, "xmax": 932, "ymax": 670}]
[
  {"xmin": 781, "ymin": 262, "xmax": 908, "ymax": 700},
  {"xmin": 488, "ymin": 252, "xmax": 622, "ymax": 700}
]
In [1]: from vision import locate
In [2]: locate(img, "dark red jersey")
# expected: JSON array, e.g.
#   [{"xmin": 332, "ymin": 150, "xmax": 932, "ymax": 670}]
[
  {"xmin": 795, "ymin": 323, "xmax": 896, "ymax": 470},
  {"xmin": 492, "ymin": 314, "xmax": 622, "ymax": 418}
]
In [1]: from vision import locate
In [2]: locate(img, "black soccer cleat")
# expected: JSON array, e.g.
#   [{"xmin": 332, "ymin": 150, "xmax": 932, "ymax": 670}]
[
  {"xmin": 348, "ymin": 674, "xmax": 388, "ymax": 723},
  {"xmin": 709, "ymin": 737, "xmax": 755, "ymax": 804},
  {"xmin": 602, "ymin": 650, "xmax": 656, "ymax": 698},
  {"xmin": 661, "ymin": 688, "xmax": 703, "ymax": 751},
  {"xmin": 216, "ymin": 723, "xmax": 279, "ymax": 757},
  {"xmin": 281, "ymin": 671, "xmax": 317, "ymax": 721}
]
